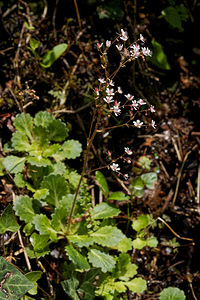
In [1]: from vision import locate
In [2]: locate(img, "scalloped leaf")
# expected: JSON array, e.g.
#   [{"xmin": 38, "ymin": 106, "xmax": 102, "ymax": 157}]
[
  {"xmin": 11, "ymin": 131, "xmax": 33, "ymax": 152},
  {"xmin": 41, "ymin": 43, "xmax": 67, "ymax": 68},
  {"xmin": 146, "ymin": 236, "xmax": 158, "ymax": 248},
  {"xmin": 0, "ymin": 257, "xmax": 34, "ymax": 299},
  {"xmin": 91, "ymin": 202, "xmax": 120, "ymax": 219},
  {"xmin": 13, "ymin": 113, "xmax": 33, "ymax": 139},
  {"xmin": 141, "ymin": 172, "xmax": 157, "ymax": 189},
  {"xmin": 3, "ymin": 156, "xmax": 25, "ymax": 174},
  {"xmin": 159, "ymin": 287, "xmax": 186, "ymax": 300},
  {"xmin": 34, "ymin": 111, "xmax": 54, "ymax": 128},
  {"xmin": 33, "ymin": 214, "xmax": 58, "ymax": 241},
  {"xmin": 61, "ymin": 276, "xmax": 79, "ymax": 300},
  {"xmin": 14, "ymin": 173, "xmax": 26, "ymax": 188},
  {"xmin": 61, "ymin": 140, "xmax": 82, "ymax": 159},
  {"xmin": 113, "ymin": 237, "xmax": 132, "ymax": 253},
  {"xmin": 88, "ymin": 249, "xmax": 115, "ymax": 272},
  {"xmin": 41, "ymin": 174, "xmax": 69, "ymax": 206},
  {"xmin": 132, "ymin": 238, "xmax": 147, "ymax": 250},
  {"xmin": 125, "ymin": 277, "xmax": 147, "ymax": 293},
  {"xmin": 27, "ymin": 156, "xmax": 51, "ymax": 167},
  {"xmin": 67, "ymin": 235, "xmax": 94, "ymax": 247},
  {"xmin": 91, "ymin": 226, "xmax": 125, "ymax": 247},
  {"xmin": 79, "ymin": 269, "xmax": 100, "ymax": 300},
  {"xmin": 116, "ymin": 253, "xmax": 138, "ymax": 281},
  {"xmin": 46, "ymin": 119, "xmax": 69, "ymax": 142},
  {"xmin": 0, "ymin": 204, "xmax": 19, "ymax": 234},
  {"xmin": 108, "ymin": 192, "xmax": 130, "ymax": 201},
  {"xmin": 132, "ymin": 214, "xmax": 153, "ymax": 232},
  {"xmin": 33, "ymin": 188, "xmax": 49, "ymax": 200},
  {"xmin": 14, "ymin": 196, "xmax": 40, "ymax": 223},
  {"xmin": 51, "ymin": 204, "xmax": 69, "ymax": 233},
  {"xmin": 137, "ymin": 156, "xmax": 152, "ymax": 170},
  {"xmin": 95, "ymin": 171, "xmax": 109, "ymax": 196},
  {"xmin": 65, "ymin": 244, "xmax": 90, "ymax": 270},
  {"xmin": 30, "ymin": 233, "xmax": 50, "ymax": 252}
]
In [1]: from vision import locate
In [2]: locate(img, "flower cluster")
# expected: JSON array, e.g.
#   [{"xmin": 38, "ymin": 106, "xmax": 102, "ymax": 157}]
[{"xmin": 108, "ymin": 147, "xmax": 133, "ymax": 180}]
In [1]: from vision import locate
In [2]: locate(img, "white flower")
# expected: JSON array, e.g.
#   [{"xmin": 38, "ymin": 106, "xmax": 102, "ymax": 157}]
[
  {"xmin": 106, "ymin": 88, "xmax": 115, "ymax": 96},
  {"xmin": 110, "ymin": 163, "xmax": 120, "ymax": 172},
  {"xmin": 140, "ymin": 34, "xmax": 145, "ymax": 43},
  {"xmin": 133, "ymin": 119, "xmax": 143, "ymax": 128},
  {"xmin": 130, "ymin": 44, "xmax": 140, "ymax": 58},
  {"xmin": 120, "ymin": 29, "xmax": 128, "ymax": 41},
  {"xmin": 104, "ymin": 96, "xmax": 114, "ymax": 104},
  {"xmin": 97, "ymin": 42, "xmax": 103, "ymax": 49},
  {"xmin": 116, "ymin": 44, "xmax": 123, "ymax": 51},
  {"xmin": 98, "ymin": 78, "xmax": 106, "ymax": 84},
  {"xmin": 125, "ymin": 93, "xmax": 134, "ymax": 101},
  {"xmin": 142, "ymin": 47, "xmax": 152, "ymax": 56},
  {"xmin": 106, "ymin": 40, "xmax": 111, "ymax": 47},
  {"xmin": 124, "ymin": 147, "xmax": 133, "ymax": 155},
  {"xmin": 137, "ymin": 99, "xmax": 146, "ymax": 105},
  {"xmin": 124, "ymin": 174, "xmax": 129, "ymax": 180},
  {"xmin": 132, "ymin": 100, "xmax": 139, "ymax": 110},
  {"xmin": 117, "ymin": 86, "xmax": 123, "ymax": 94},
  {"xmin": 112, "ymin": 101, "xmax": 121, "ymax": 116},
  {"xmin": 151, "ymin": 120, "xmax": 156, "ymax": 129},
  {"xmin": 150, "ymin": 105, "xmax": 155, "ymax": 113},
  {"xmin": 109, "ymin": 79, "xmax": 115, "ymax": 86},
  {"xmin": 94, "ymin": 88, "xmax": 99, "ymax": 96}
]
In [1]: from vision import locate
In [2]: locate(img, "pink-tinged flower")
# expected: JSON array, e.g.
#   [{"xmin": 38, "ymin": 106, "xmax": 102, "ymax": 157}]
[
  {"xmin": 120, "ymin": 29, "xmax": 128, "ymax": 41},
  {"xmin": 124, "ymin": 174, "xmax": 129, "ymax": 180},
  {"xmin": 123, "ymin": 48, "xmax": 130, "ymax": 57},
  {"xmin": 98, "ymin": 78, "xmax": 106, "ymax": 84},
  {"xmin": 132, "ymin": 100, "xmax": 139, "ymax": 110},
  {"xmin": 106, "ymin": 88, "xmax": 115, "ymax": 96},
  {"xmin": 107, "ymin": 150, "xmax": 112, "ymax": 157},
  {"xmin": 150, "ymin": 105, "xmax": 155, "ymax": 113},
  {"xmin": 106, "ymin": 40, "xmax": 111, "ymax": 47},
  {"xmin": 109, "ymin": 79, "xmax": 115, "ymax": 86},
  {"xmin": 133, "ymin": 119, "xmax": 143, "ymax": 128},
  {"xmin": 117, "ymin": 86, "xmax": 123, "ymax": 94},
  {"xmin": 110, "ymin": 163, "xmax": 120, "ymax": 172},
  {"xmin": 125, "ymin": 94, "xmax": 134, "ymax": 101},
  {"xmin": 151, "ymin": 120, "xmax": 156, "ymax": 129},
  {"xmin": 142, "ymin": 47, "xmax": 152, "ymax": 56},
  {"xmin": 130, "ymin": 44, "xmax": 140, "ymax": 58},
  {"xmin": 140, "ymin": 34, "xmax": 145, "ymax": 43},
  {"xmin": 112, "ymin": 101, "xmax": 121, "ymax": 116},
  {"xmin": 124, "ymin": 147, "xmax": 133, "ymax": 155},
  {"xmin": 137, "ymin": 99, "xmax": 146, "ymax": 105},
  {"xmin": 97, "ymin": 42, "xmax": 103, "ymax": 49},
  {"xmin": 94, "ymin": 88, "xmax": 99, "ymax": 96},
  {"xmin": 104, "ymin": 96, "xmax": 114, "ymax": 104},
  {"xmin": 116, "ymin": 44, "xmax": 123, "ymax": 51}
]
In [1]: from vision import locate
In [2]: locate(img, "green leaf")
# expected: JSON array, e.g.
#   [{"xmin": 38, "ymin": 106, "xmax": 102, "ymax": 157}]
[
  {"xmin": 26, "ymin": 245, "xmax": 50, "ymax": 259},
  {"xmin": 159, "ymin": 287, "xmax": 186, "ymax": 300},
  {"xmin": 132, "ymin": 214, "xmax": 153, "ymax": 232},
  {"xmin": 162, "ymin": 6, "xmax": 183, "ymax": 32},
  {"xmin": 125, "ymin": 277, "xmax": 147, "ymax": 293},
  {"xmin": 30, "ymin": 38, "xmax": 40, "ymax": 51},
  {"xmin": 96, "ymin": 277, "xmax": 118, "ymax": 296},
  {"xmin": 14, "ymin": 173, "xmax": 26, "ymax": 188},
  {"xmin": 3, "ymin": 156, "xmax": 25, "ymax": 174},
  {"xmin": 41, "ymin": 174, "xmax": 69, "ymax": 206},
  {"xmin": 13, "ymin": 113, "xmax": 33, "ymax": 139},
  {"xmin": 12, "ymin": 131, "xmax": 33, "ymax": 152},
  {"xmin": 33, "ymin": 214, "xmax": 57, "ymax": 241},
  {"xmin": 88, "ymin": 249, "xmax": 115, "ymax": 272},
  {"xmin": 41, "ymin": 43, "xmax": 67, "ymax": 68},
  {"xmin": 114, "ymin": 237, "xmax": 132, "ymax": 253},
  {"xmin": 0, "ymin": 257, "xmax": 34, "ymax": 299},
  {"xmin": 23, "ymin": 223, "xmax": 34, "ymax": 236},
  {"xmin": 43, "ymin": 144, "xmax": 60, "ymax": 158},
  {"xmin": 33, "ymin": 188, "xmax": 49, "ymax": 200},
  {"xmin": 150, "ymin": 40, "xmax": 171, "ymax": 70},
  {"xmin": 30, "ymin": 233, "xmax": 50, "ymax": 251},
  {"xmin": 14, "ymin": 196, "xmax": 40, "ymax": 223},
  {"xmin": 25, "ymin": 271, "xmax": 42, "ymax": 295},
  {"xmin": 61, "ymin": 276, "xmax": 80, "ymax": 300},
  {"xmin": 0, "ymin": 204, "xmax": 19, "ymax": 234},
  {"xmin": 46, "ymin": 119, "xmax": 69, "ymax": 142},
  {"xmin": 141, "ymin": 172, "xmax": 158, "ymax": 189},
  {"xmin": 27, "ymin": 156, "xmax": 51, "ymax": 167},
  {"xmin": 132, "ymin": 238, "xmax": 147, "ymax": 250},
  {"xmin": 91, "ymin": 226, "xmax": 125, "ymax": 247},
  {"xmin": 65, "ymin": 245, "xmax": 90, "ymax": 271},
  {"xmin": 0, "ymin": 158, "xmax": 4, "ymax": 176},
  {"xmin": 137, "ymin": 156, "xmax": 152, "ymax": 170},
  {"xmin": 64, "ymin": 169, "xmax": 80, "ymax": 188},
  {"xmin": 131, "ymin": 176, "xmax": 144, "ymax": 190},
  {"xmin": 67, "ymin": 235, "xmax": 94, "ymax": 248},
  {"xmin": 61, "ymin": 140, "xmax": 82, "ymax": 159},
  {"xmin": 91, "ymin": 203, "xmax": 120, "ymax": 219},
  {"xmin": 146, "ymin": 236, "xmax": 158, "ymax": 248},
  {"xmin": 51, "ymin": 204, "xmax": 69, "ymax": 233},
  {"xmin": 95, "ymin": 171, "xmax": 109, "ymax": 196},
  {"xmin": 24, "ymin": 21, "xmax": 35, "ymax": 31},
  {"xmin": 34, "ymin": 111, "xmax": 54, "ymax": 127},
  {"xmin": 79, "ymin": 269, "xmax": 100, "ymax": 300},
  {"xmin": 108, "ymin": 192, "xmax": 130, "ymax": 201},
  {"xmin": 116, "ymin": 253, "xmax": 138, "ymax": 281}
]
